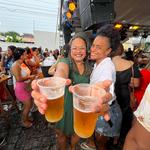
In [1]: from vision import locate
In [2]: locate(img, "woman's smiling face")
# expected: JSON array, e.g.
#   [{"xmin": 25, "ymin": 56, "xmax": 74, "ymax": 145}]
[
  {"xmin": 70, "ymin": 38, "xmax": 87, "ymax": 62},
  {"xmin": 90, "ymin": 36, "xmax": 111, "ymax": 64}
]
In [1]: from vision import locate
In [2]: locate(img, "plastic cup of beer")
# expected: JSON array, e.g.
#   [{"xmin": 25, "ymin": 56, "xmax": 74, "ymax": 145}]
[
  {"xmin": 37, "ymin": 77, "xmax": 66, "ymax": 122},
  {"xmin": 72, "ymin": 83, "xmax": 106, "ymax": 138}
]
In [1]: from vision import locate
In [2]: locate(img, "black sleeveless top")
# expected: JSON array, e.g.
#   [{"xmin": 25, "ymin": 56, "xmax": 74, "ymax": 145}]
[{"xmin": 115, "ymin": 64, "xmax": 141, "ymax": 111}]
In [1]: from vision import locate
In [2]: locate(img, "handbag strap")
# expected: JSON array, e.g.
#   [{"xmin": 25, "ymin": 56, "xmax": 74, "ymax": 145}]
[{"xmin": 131, "ymin": 64, "xmax": 135, "ymax": 94}]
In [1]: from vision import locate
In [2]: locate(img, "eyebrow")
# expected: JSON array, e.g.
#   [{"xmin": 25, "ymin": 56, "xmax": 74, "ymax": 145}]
[{"xmin": 92, "ymin": 44, "xmax": 101, "ymax": 47}]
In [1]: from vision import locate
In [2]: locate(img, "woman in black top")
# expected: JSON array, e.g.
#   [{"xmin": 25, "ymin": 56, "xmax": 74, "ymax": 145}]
[{"xmin": 112, "ymin": 44, "xmax": 141, "ymax": 145}]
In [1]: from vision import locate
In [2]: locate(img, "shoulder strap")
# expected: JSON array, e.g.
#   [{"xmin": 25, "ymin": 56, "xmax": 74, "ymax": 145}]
[{"xmin": 131, "ymin": 64, "xmax": 134, "ymax": 93}]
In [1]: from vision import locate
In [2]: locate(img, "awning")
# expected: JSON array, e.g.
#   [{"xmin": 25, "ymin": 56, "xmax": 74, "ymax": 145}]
[{"xmin": 114, "ymin": 0, "xmax": 150, "ymax": 27}]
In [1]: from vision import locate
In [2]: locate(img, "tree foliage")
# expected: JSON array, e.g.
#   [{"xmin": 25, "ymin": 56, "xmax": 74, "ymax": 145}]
[{"xmin": 0, "ymin": 31, "xmax": 22, "ymax": 43}]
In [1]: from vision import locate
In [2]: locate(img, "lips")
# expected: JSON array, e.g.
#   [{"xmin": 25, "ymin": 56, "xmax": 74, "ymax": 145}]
[{"xmin": 75, "ymin": 54, "xmax": 83, "ymax": 57}]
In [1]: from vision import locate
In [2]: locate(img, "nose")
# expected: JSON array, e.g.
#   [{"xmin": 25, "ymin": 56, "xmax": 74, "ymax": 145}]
[{"xmin": 76, "ymin": 48, "xmax": 81, "ymax": 52}]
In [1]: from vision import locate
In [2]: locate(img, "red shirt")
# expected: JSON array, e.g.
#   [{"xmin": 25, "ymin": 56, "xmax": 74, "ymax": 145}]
[{"xmin": 134, "ymin": 69, "xmax": 150, "ymax": 105}]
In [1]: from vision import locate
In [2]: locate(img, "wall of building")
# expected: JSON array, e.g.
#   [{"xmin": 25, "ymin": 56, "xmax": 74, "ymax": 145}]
[
  {"xmin": 0, "ymin": 30, "xmax": 61, "ymax": 51},
  {"xmin": 34, "ymin": 30, "xmax": 59, "ymax": 50}
]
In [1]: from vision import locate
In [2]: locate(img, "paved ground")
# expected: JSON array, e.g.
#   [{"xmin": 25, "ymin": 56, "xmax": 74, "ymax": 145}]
[
  {"xmin": 0, "ymin": 105, "xmax": 123, "ymax": 150},
  {"xmin": 0, "ymin": 107, "xmax": 57, "ymax": 150}
]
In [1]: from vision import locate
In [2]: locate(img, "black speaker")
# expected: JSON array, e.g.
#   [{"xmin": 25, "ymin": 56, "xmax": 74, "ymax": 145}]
[{"xmin": 79, "ymin": 0, "xmax": 115, "ymax": 30}]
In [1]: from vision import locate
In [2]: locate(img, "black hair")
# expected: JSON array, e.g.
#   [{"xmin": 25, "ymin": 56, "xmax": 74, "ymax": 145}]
[
  {"xmin": 37, "ymin": 47, "xmax": 42, "ymax": 54},
  {"xmin": 32, "ymin": 47, "xmax": 37, "ymax": 51},
  {"xmin": 25, "ymin": 47, "xmax": 31, "ymax": 54},
  {"xmin": 43, "ymin": 52, "xmax": 47, "ymax": 58},
  {"xmin": 14, "ymin": 47, "xmax": 25, "ymax": 61},
  {"xmin": 124, "ymin": 50, "xmax": 134, "ymax": 61},
  {"xmin": 96, "ymin": 24, "xmax": 121, "ymax": 52},
  {"xmin": 8, "ymin": 45, "xmax": 16, "ymax": 54},
  {"xmin": 6, "ymin": 45, "xmax": 16, "ymax": 64},
  {"xmin": 110, "ymin": 43, "xmax": 124, "ymax": 57}
]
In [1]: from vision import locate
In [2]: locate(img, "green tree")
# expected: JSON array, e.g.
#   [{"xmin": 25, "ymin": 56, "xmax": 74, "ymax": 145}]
[
  {"xmin": 4, "ymin": 31, "xmax": 22, "ymax": 43},
  {"xmin": 0, "ymin": 32, "xmax": 5, "ymax": 36}
]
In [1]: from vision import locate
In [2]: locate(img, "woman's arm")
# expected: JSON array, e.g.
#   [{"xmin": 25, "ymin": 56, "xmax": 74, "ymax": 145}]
[
  {"xmin": 130, "ymin": 77, "xmax": 140, "ymax": 88},
  {"xmin": 54, "ymin": 62, "xmax": 69, "ymax": 79},
  {"xmin": 31, "ymin": 61, "xmax": 70, "ymax": 114}
]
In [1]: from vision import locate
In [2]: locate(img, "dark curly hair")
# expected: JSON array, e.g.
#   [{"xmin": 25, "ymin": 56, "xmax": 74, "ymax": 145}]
[
  {"xmin": 96, "ymin": 24, "xmax": 121, "ymax": 52},
  {"xmin": 14, "ymin": 47, "xmax": 25, "ymax": 61}
]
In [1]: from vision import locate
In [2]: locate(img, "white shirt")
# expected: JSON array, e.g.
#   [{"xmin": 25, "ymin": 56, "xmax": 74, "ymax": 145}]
[
  {"xmin": 134, "ymin": 83, "xmax": 150, "ymax": 132},
  {"xmin": 90, "ymin": 57, "xmax": 116, "ymax": 104},
  {"xmin": 42, "ymin": 56, "xmax": 56, "ymax": 66}
]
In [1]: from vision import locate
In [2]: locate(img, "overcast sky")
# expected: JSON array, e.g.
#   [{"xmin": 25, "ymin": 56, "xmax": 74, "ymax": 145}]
[{"xmin": 0, "ymin": 0, "xmax": 59, "ymax": 34}]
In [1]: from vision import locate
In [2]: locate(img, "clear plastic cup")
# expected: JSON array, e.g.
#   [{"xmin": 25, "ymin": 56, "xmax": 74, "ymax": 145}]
[
  {"xmin": 37, "ymin": 77, "xmax": 66, "ymax": 122},
  {"xmin": 72, "ymin": 83, "xmax": 106, "ymax": 138}
]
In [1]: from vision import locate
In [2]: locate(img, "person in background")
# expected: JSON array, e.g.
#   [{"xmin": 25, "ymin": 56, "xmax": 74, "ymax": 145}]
[
  {"xmin": 49, "ymin": 50, "xmax": 53, "ymax": 57},
  {"xmin": 37, "ymin": 47, "xmax": 44, "ymax": 61},
  {"xmin": 134, "ymin": 58, "xmax": 150, "ymax": 106},
  {"xmin": 41, "ymin": 51, "xmax": 56, "ymax": 77},
  {"xmin": 2, "ymin": 45, "xmax": 16, "ymax": 100},
  {"xmin": 43, "ymin": 51, "xmax": 49, "ymax": 58},
  {"xmin": 111, "ymin": 44, "xmax": 141, "ymax": 147},
  {"xmin": 53, "ymin": 49, "xmax": 60, "ymax": 60},
  {"xmin": 62, "ymin": 44, "xmax": 70, "ymax": 58},
  {"xmin": 124, "ymin": 48, "xmax": 134, "ymax": 61},
  {"xmin": 25, "ymin": 47, "xmax": 40, "ymax": 75},
  {"xmin": 2, "ymin": 46, "xmax": 16, "ymax": 73},
  {"xmin": 44, "ymin": 48, "xmax": 49, "ymax": 56},
  {"xmin": 123, "ymin": 83, "xmax": 150, "ymax": 150},
  {"xmin": 11, "ymin": 47, "xmax": 35, "ymax": 128},
  {"xmin": 134, "ymin": 50, "xmax": 149, "ymax": 68}
]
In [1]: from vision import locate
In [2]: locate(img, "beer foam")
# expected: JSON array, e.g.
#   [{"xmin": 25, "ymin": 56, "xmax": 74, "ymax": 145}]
[
  {"xmin": 47, "ymin": 93, "xmax": 64, "ymax": 100},
  {"xmin": 74, "ymin": 105, "xmax": 93, "ymax": 113}
]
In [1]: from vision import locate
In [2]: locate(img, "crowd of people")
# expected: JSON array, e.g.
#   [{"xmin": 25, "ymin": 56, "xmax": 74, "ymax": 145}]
[
  {"xmin": 0, "ymin": 46, "xmax": 62, "ymax": 144},
  {"xmin": 0, "ymin": 24, "xmax": 150, "ymax": 150}
]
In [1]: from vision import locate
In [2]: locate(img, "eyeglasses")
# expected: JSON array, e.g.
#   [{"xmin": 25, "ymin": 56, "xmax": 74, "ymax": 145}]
[{"xmin": 71, "ymin": 46, "xmax": 86, "ymax": 51}]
